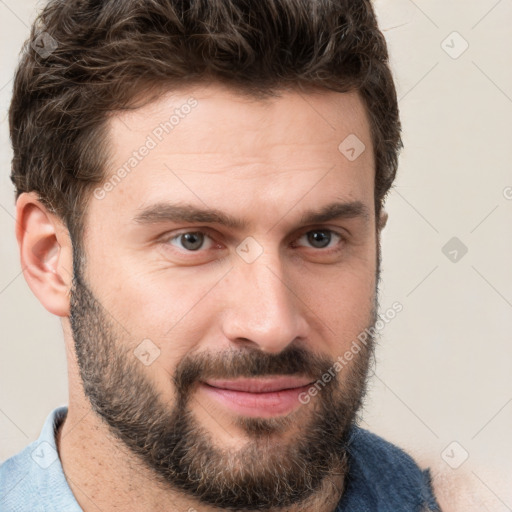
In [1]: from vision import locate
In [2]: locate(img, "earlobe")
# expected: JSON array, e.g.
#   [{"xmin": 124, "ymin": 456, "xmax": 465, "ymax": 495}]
[
  {"xmin": 378, "ymin": 210, "xmax": 388, "ymax": 231},
  {"xmin": 15, "ymin": 192, "xmax": 74, "ymax": 317}
]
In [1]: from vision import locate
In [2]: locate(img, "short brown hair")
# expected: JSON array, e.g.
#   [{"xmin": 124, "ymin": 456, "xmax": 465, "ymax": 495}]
[{"xmin": 9, "ymin": 0, "xmax": 402, "ymax": 245}]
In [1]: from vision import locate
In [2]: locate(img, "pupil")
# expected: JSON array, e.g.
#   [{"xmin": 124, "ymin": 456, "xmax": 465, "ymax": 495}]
[
  {"xmin": 308, "ymin": 231, "xmax": 331, "ymax": 248},
  {"xmin": 181, "ymin": 232, "xmax": 204, "ymax": 250}
]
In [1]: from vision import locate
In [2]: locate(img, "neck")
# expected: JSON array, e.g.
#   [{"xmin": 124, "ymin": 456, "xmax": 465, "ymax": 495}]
[{"xmin": 57, "ymin": 404, "xmax": 346, "ymax": 512}]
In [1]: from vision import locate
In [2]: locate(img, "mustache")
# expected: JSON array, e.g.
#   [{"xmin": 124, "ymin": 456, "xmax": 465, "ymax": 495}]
[{"xmin": 173, "ymin": 345, "xmax": 335, "ymax": 397}]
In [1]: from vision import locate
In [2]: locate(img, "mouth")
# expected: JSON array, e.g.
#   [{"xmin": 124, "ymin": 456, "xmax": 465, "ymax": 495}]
[{"xmin": 199, "ymin": 376, "xmax": 314, "ymax": 418}]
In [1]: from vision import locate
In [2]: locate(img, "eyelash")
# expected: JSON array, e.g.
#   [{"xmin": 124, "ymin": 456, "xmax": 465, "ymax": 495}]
[{"xmin": 162, "ymin": 228, "xmax": 346, "ymax": 254}]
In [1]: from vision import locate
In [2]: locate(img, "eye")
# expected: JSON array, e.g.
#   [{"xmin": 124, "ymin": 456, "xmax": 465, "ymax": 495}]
[
  {"xmin": 169, "ymin": 231, "xmax": 213, "ymax": 251},
  {"xmin": 296, "ymin": 229, "xmax": 343, "ymax": 250}
]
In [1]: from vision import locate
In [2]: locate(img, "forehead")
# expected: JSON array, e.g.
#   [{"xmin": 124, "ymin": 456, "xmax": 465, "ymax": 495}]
[
  {"xmin": 114, "ymin": 83, "xmax": 371, "ymax": 140},
  {"xmin": 94, "ymin": 83, "xmax": 375, "ymax": 226}
]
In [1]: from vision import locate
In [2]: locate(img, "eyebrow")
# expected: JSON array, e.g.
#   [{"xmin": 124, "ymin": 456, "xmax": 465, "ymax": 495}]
[
  {"xmin": 299, "ymin": 201, "xmax": 370, "ymax": 225},
  {"xmin": 133, "ymin": 203, "xmax": 245, "ymax": 229},
  {"xmin": 132, "ymin": 200, "xmax": 371, "ymax": 229}
]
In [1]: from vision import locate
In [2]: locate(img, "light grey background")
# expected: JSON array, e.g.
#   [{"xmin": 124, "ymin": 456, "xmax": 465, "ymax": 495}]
[{"xmin": 1, "ymin": 0, "xmax": 511, "ymax": 506}]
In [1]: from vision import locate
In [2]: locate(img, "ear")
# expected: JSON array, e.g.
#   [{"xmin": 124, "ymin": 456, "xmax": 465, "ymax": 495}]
[
  {"xmin": 15, "ymin": 192, "xmax": 74, "ymax": 317},
  {"xmin": 377, "ymin": 210, "xmax": 388, "ymax": 231}
]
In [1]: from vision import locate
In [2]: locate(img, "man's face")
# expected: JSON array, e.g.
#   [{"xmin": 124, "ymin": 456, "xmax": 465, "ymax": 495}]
[{"xmin": 70, "ymin": 84, "xmax": 379, "ymax": 509}]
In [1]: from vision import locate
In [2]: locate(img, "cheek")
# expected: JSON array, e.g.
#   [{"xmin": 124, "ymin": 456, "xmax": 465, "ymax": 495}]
[
  {"xmin": 306, "ymin": 272, "xmax": 374, "ymax": 328},
  {"xmin": 98, "ymin": 265, "xmax": 228, "ymax": 361},
  {"xmin": 293, "ymin": 247, "xmax": 377, "ymax": 352}
]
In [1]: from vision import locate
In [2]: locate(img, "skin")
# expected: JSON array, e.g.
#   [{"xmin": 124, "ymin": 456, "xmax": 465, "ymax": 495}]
[{"xmin": 16, "ymin": 83, "xmax": 387, "ymax": 511}]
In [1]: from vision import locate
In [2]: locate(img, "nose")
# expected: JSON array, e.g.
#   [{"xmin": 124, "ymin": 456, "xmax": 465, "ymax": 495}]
[{"xmin": 220, "ymin": 258, "xmax": 309, "ymax": 354}]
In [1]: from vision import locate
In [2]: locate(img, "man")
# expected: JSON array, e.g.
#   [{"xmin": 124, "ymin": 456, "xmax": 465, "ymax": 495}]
[{"xmin": 0, "ymin": 0, "xmax": 441, "ymax": 510}]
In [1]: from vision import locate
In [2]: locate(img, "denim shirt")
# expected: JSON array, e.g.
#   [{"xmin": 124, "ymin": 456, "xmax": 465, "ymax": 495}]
[
  {"xmin": 0, "ymin": 407, "xmax": 80, "ymax": 512},
  {"xmin": 0, "ymin": 406, "xmax": 440, "ymax": 511},
  {"xmin": 337, "ymin": 427, "xmax": 440, "ymax": 511}
]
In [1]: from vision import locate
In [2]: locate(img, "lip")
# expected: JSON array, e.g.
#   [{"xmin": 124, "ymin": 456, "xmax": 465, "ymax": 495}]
[
  {"xmin": 199, "ymin": 377, "xmax": 314, "ymax": 418},
  {"xmin": 204, "ymin": 376, "xmax": 313, "ymax": 393}
]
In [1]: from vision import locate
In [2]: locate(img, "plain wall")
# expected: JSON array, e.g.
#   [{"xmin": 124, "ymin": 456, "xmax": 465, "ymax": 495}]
[{"xmin": 1, "ymin": 0, "xmax": 511, "ymax": 506}]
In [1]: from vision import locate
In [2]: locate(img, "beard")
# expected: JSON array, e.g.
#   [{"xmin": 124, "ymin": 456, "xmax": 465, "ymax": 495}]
[{"xmin": 69, "ymin": 255, "xmax": 377, "ymax": 510}]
